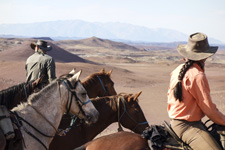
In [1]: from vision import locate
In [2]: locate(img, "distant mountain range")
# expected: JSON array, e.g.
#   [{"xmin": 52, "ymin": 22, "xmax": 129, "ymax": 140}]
[{"xmin": 0, "ymin": 20, "xmax": 223, "ymax": 44}]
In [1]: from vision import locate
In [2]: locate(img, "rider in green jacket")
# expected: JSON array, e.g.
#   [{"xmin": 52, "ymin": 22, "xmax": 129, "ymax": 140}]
[{"xmin": 25, "ymin": 40, "xmax": 56, "ymax": 86}]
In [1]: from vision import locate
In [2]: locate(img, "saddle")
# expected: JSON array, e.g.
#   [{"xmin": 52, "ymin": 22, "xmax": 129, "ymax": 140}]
[
  {"xmin": 142, "ymin": 124, "xmax": 168, "ymax": 150},
  {"xmin": 141, "ymin": 121, "xmax": 192, "ymax": 150}
]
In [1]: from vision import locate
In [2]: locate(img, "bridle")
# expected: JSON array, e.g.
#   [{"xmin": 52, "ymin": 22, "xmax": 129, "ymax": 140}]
[
  {"xmin": 13, "ymin": 79, "xmax": 91, "ymax": 150},
  {"xmin": 117, "ymin": 96, "xmax": 148, "ymax": 132},
  {"xmin": 62, "ymin": 79, "xmax": 91, "ymax": 116},
  {"xmin": 97, "ymin": 75, "xmax": 109, "ymax": 96}
]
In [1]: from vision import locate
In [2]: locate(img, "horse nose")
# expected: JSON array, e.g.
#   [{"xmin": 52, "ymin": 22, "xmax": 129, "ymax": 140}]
[{"xmin": 86, "ymin": 111, "xmax": 99, "ymax": 125}]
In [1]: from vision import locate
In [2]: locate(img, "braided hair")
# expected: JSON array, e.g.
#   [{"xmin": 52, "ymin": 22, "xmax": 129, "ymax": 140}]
[{"xmin": 173, "ymin": 60, "xmax": 195, "ymax": 102}]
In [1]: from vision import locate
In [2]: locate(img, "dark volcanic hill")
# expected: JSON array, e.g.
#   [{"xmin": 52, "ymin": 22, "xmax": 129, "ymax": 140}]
[{"xmin": 0, "ymin": 38, "xmax": 91, "ymax": 63}]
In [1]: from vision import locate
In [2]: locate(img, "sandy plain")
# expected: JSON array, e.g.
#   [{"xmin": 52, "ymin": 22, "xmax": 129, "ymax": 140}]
[{"xmin": 0, "ymin": 37, "xmax": 225, "ymax": 137}]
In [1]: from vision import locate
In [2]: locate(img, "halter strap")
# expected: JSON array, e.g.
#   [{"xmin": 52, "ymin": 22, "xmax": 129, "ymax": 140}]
[
  {"xmin": 57, "ymin": 79, "xmax": 91, "ymax": 136},
  {"xmin": 62, "ymin": 79, "xmax": 91, "ymax": 116},
  {"xmin": 97, "ymin": 76, "xmax": 107, "ymax": 96},
  {"xmin": 117, "ymin": 97, "xmax": 148, "ymax": 132}
]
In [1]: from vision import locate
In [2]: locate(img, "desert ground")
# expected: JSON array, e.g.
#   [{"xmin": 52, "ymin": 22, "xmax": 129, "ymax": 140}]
[{"xmin": 0, "ymin": 37, "xmax": 225, "ymax": 137}]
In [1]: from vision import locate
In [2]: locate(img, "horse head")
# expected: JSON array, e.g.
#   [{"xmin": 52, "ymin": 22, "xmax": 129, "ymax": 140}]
[
  {"xmin": 118, "ymin": 91, "xmax": 149, "ymax": 134},
  {"xmin": 62, "ymin": 70, "xmax": 99, "ymax": 125},
  {"xmin": 82, "ymin": 68, "xmax": 117, "ymax": 98},
  {"xmin": 99, "ymin": 68, "xmax": 117, "ymax": 96}
]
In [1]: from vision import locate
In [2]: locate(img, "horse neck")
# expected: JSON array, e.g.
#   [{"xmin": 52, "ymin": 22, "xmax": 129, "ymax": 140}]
[
  {"xmin": 12, "ymin": 82, "xmax": 66, "ymax": 148},
  {"xmin": 80, "ymin": 97, "xmax": 118, "ymax": 139},
  {"xmin": 12, "ymin": 82, "xmax": 33, "ymax": 108},
  {"xmin": 82, "ymin": 77, "xmax": 100, "ymax": 98},
  {"xmin": 0, "ymin": 82, "xmax": 27, "ymax": 109}
]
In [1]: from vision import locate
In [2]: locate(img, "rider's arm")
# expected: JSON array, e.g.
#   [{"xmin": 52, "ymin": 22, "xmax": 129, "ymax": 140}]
[
  {"xmin": 46, "ymin": 57, "xmax": 56, "ymax": 83},
  {"xmin": 190, "ymin": 73, "xmax": 225, "ymax": 126}
]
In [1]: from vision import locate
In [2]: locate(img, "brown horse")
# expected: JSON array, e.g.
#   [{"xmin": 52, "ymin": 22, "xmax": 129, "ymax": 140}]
[
  {"xmin": 81, "ymin": 68, "xmax": 117, "ymax": 97},
  {"xmin": 49, "ymin": 91, "xmax": 149, "ymax": 150},
  {"xmin": 74, "ymin": 131, "xmax": 150, "ymax": 150},
  {"xmin": 75, "ymin": 121, "xmax": 225, "ymax": 150}
]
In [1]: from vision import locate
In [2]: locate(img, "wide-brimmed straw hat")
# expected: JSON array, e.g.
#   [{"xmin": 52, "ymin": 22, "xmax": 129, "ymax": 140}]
[
  {"xmin": 30, "ymin": 40, "xmax": 52, "ymax": 51},
  {"xmin": 177, "ymin": 32, "xmax": 218, "ymax": 61}
]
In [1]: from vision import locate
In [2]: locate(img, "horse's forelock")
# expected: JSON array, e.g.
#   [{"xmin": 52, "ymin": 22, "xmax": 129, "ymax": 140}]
[
  {"xmin": 106, "ymin": 96, "xmax": 118, "ymax": 111},
  {"xmin": 58, "ymin": 73, "xmax": 73, "ymax": 79}
]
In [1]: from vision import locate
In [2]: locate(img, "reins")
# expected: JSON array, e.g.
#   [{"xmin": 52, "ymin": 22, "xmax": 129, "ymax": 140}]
[
  {"xmin": 11, "ymin": 111, "xmax": 53, "ymax": 150},
  {"xmin": 117, "ymin": 96, "xmax": 148, "ymax": 132},
  {"xmin": 30, "ymin": 105, "xmax": 58, "ymax": 133}
]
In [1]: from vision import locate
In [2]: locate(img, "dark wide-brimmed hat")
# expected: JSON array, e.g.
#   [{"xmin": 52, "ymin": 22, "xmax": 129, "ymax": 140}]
[
  {"xmin": 30, "ymin": 40, "xmax": 52, "ymax": 51},
  {"xmin": 177, "ymin": 32, "xmax": 218, "ymax": 61}
]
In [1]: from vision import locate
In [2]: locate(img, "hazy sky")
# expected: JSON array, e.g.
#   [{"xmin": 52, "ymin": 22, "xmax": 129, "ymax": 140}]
[{"xmin": 1, "ymin": 0, "xmax": 225, "ymax": 42}]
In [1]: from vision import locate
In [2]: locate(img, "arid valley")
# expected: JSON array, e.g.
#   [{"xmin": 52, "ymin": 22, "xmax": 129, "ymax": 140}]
[{"xmin": 1, "ymin": 37, "xmax": 225, "ymax": 137}]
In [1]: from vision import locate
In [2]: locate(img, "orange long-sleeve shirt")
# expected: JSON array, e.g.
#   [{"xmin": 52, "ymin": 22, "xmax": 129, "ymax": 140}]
[{"xmin": 167, "ymin": 63, "xmax": 225, "ymax": 125}]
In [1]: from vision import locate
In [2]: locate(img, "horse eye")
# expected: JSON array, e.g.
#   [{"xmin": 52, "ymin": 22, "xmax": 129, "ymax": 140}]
[
  {"xmin": 82, "ymin": 93, "xmax": 87, "ymax": 96},
  {"xmin": 133, "ymin": 104, "xmax": 141, "ymax": 113},
  {"xmin": 135, "ymin": 108, "xmax": 141, "ymax": 113}
]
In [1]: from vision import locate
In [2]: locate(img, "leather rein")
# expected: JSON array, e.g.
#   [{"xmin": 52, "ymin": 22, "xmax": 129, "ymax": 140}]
[
  {"xmin": 117, "ymin": 96, "xmax": 148, "ymax": 132},
  {"xmin": 12, "ymin": 79, "xmax": 91, "ymax": 150}
]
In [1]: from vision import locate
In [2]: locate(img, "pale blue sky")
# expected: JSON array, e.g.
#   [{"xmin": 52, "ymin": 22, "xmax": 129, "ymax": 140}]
[{"xmin": 0, "ymin": 0, "xmax": 225, "ymax": 42}]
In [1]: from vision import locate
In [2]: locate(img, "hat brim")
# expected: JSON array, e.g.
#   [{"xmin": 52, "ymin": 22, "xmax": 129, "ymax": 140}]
[
  {"xmin": 30, "ymin": 43, "xmax": 52, "ymax": 51},
  {"xmin": 30, "ymin": 43, "xmax": 36, "ymax": 50},
  {"xmin": 177, "ymin": 44, "xmax": 218, "ymax": 61}
]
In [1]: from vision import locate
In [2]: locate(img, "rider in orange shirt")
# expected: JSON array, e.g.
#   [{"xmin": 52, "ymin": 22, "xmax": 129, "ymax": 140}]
[{"xmin": 167, "ymin": 32, "xmax": 225, "ymax": 150}]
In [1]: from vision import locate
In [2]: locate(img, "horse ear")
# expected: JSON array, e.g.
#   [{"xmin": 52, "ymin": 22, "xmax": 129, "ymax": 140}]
[
  {"xmin": 107, "ymin": 69, "xmax": 113, "ymax": 76},
  {"xmin": 69, "ymin": 68, "xmax": 76, "ymax": 75},
  {"xmin": 100, "ymin": 68, "xmax": 105, "ymax": 73},
  {"xmin": 72, "ymin": 70, "xmax": 82, "ymax": 81},
  {"xmin": 133, "ymin": 91, "xmax": 142, "ymax": 101}
]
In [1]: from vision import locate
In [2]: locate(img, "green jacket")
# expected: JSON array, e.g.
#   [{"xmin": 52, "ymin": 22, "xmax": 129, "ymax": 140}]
[{"xmin": 25, "ymin": 51, "xmax": 56, "ymax": 84}]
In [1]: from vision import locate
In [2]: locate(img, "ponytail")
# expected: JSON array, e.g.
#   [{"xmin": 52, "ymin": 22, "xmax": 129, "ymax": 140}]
[{"xmin": 173, "ymin": 60, "xmax": 194, "ymax": 102}]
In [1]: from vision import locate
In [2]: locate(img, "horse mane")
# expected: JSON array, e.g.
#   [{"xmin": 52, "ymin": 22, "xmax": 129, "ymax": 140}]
[
  {"xmin": 91, "ymin": 93, "xmax": 129, "ymax": 111},
  {"xmin": 0, "ymin": 82, "xmax": 27, "ymax": 108},
  {"xmin": 13, "ymin": 80, "xmax": 58, "ymax": 111},
  {"xmin": 27, "ymin": 74, "xmax": 73, "ymax": 105},
  {"xmin": 82, "ymin": 71, "xmax": 110, "ymax": 87}
]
